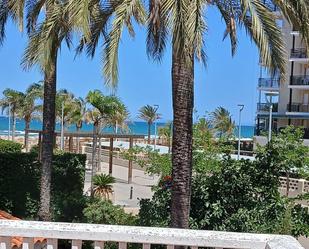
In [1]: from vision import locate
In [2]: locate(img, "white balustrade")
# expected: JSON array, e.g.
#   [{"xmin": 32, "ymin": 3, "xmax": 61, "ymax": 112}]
[{"xmin": 0, "ymin": 220, "xmax": 304, "ymax": 249}]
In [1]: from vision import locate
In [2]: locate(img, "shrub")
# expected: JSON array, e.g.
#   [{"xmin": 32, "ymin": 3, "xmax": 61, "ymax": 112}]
[
  {"xmin": 0, "ymin": 139, "xmax": 22, "ymax": 153},
  {"xmin": 139, "ymin": 157, "xmax": 309, "ymax": 237},
  {"xmin": 83, "ymin": 198, "xmax": 137, "ymax": 225},
  {"xmin": 0, "ymin": 152, "xmax": 86, "ymax": 221}
]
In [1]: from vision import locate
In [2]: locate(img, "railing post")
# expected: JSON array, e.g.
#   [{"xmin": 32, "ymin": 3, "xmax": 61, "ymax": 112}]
[
  {"xmin": 22, "ymin": 238, "xmax": 34, "ymax": 249},
  {"xmin": 47, "ymin": 239, "xmax": 58, "ymax": 249},
  {"xmin": 0, "ymin": 237, "xmax": 10, "ymax": 249}
]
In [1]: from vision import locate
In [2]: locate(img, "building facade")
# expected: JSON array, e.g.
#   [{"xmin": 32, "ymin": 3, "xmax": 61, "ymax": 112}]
[{"xmin": 255, "ymin": 4, "xmax": 309, "ymax": 141}]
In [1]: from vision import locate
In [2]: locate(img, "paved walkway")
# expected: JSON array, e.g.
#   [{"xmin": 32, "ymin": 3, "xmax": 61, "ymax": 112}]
[{"xmin": 84, "ymin": 162, "xmax": 160, "ymax": 213}]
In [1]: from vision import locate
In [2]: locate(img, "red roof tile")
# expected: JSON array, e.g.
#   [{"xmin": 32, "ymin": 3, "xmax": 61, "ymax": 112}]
[{"xmin": 0, "ymin": 210, "xmax": 46, "ymax": 248}]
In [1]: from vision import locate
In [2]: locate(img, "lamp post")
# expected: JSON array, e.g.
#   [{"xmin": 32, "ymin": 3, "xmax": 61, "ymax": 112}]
[
  {"xmin": 8, "ymin": 102, "xmax": 11, "ymax": 140},
  {"xmin": 60, "ymin": 101, "xmax": 64, "ymax": 150},
  {"xmin": 154, "ymin": 104, "xmax": 159, "ymax": 150},
  {"xmin": 265, "ymin": 92, "xmax": 279, "ymax": 142},
  {"xmin": 237, "ymin": 104, "xmax": 245, "ymax": 160}
]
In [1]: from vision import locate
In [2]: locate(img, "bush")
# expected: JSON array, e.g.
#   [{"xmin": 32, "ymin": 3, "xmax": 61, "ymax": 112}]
[
  {"xmin": 0, "ymin": 152, "xmax": 86, "ymax": 221},
  {"xmin": 139, "ymin": 157, "xmax": 309, "ymax": 237},
  {"xmin": 0, "ymin": 139, "xmax": 22, "ymax": 153},
  {"xmin": 83, "ymin": 198, "xmax": 137, "ymax": 225}
]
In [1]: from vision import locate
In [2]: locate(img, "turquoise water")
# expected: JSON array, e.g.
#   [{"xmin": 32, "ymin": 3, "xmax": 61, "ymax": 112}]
[{"xmin": 0, "ymin": 116, "xmax": 255, "ymax": 138}]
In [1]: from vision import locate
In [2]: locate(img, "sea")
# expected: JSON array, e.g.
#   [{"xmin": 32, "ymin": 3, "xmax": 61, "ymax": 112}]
[{"xmin": 0, "ymin": 116, "xmax": 255, "ymax": 138}]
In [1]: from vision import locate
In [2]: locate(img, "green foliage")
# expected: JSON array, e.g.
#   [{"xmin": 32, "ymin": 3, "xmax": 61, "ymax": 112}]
[
  {"xmin": 0, "ymin": 139, "xmax": 22, "ymax": 153},
  {"xmin": 264, "ymin": 126, "xmax": 309, "ymax": 178},
  {"xmin": 121, "ymin": 146, "xmax": 171, "ymax": 177},
  {"xmin": 83, "ymin": 198, "xmax": 137, "ymax": 225},
  {"xmin": 51, "ymin": 153, "xmax": 87, "ymax": 222},
  {"xmin": 0, "ymin": 152, "xmax": 86, "ymax": 221},
  {"xmin": 0, "ymin": 152, "xmax": 40, "ymax": 217},
  {"xmin": 93, "ymin": 174, "xmax": 115, "ymax": 199},
  {"xmin": 139, "ymin": 156, "xmax": 309, "ymax": 237}
]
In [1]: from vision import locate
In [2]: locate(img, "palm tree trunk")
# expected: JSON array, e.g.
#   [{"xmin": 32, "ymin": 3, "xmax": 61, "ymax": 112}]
[
  {"xmin": 147, "ymin": 123, "xmax": 151, "ymax": 144},
  {"xmin": 12, "ymin": 112, "xmax": 16, "ymax": 141},
  {"xmin": 24, "ymin": 118, "xmax": 30, "ymax": 152},
  {"xmin": 170, "ymin": 51, "xmax": 194, "ymax": 229},
  {"xmin": 38, "ymin": 53, "xmax": 57, "ymax": 221}
]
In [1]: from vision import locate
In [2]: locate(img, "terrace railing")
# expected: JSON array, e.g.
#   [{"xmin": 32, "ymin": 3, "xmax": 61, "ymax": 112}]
[
  {"xmin": 258, "ymin": 78, "xmax": 280, "ymax": 88},
  {"xmin": 290, "ymin": 75, "xmax": 309, "ymax": 86},
  {"xmin": 290, "ymin": 48, "xmax": 308, "ymax": 59},
  {"xmin": 257, "ymin": 103, "xmax": 278, "ymax": 112},
  {"xmin": 0, "ymin": 220, "xmax": 304, "ymax": 249},
  {"xmin": 287, "ymin": 103, "xmax": 309, "ymax": 113}
]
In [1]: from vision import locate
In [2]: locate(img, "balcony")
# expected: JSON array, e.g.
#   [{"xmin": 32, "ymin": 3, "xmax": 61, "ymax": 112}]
[
  {"xmin": 257, "ymin": 103, "xmax": 278, "ymax": 112},
  {"xmin": 288, "ymin": 103, "xmax": 309, "ymax": 113},
  {"xmin": 290, "ymin": 75, "xmax": 309, "ymax": 87},
  {"xmin": 258, "ymin": 78, "xmax": 280, "ymax": 89},
  {"xmin": 0, "ymin": 220, "xmax": 304, "ymax": 249},
  {"xmin": 290, "ymin": 48, "xmax": 308, "ymax": 62}
]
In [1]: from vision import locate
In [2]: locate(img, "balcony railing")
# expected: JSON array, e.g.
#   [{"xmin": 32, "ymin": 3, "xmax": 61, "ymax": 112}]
[
  {"xmin": 288, "ymin": 103, "xmax": 309, "ymax": 112},
  {"xmin": 258, "ymin": 78, "xmax": 280, "ymax": 88},
  {"xmin": 0, "ymin": 220, "xmax": 304, "ymax": 249},
  {"xmin": 257, "ymin": 103, "xmax": 278, "ymax": 112},
  {"xmin": 290, "ymin": 48, "xmax": 308, "ymax": 59},
  {"xmin": 291, "ymin": 75, "xmax": 309, "ymax": 86}
]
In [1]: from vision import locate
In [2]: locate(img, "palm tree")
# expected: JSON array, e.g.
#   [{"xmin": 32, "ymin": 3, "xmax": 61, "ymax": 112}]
[
  {"xmin": 0, "ymin": 89, "xmax": 24, "ymax": 141},
  {"xmin": 18, "ymin": 83, "xmax": 43, "ymax": 152},
  {"xmin": 211, "ymin": 107, "xmax": 235, "ymax": 139},
  {"xmin": 158, "ymin": 122, "xmax": 173, "ymax": 153},
  {"xmin": 106, "ymin": 101, "xmax": 130, "ymax": 134},
  {"xmin": 0, "ymin": 0, "xmax": 84, "ymax": 220},
  {"xmin": 92, "ymin": 173, "xmax": 116, "ymax": 200},
  {"xmin": 86, "ymin": 90, "xmax": 123, "ymax": 191},
  {"xmin": 138, "ymin": 105, "xmax": 161, "ymax": 144},
  {"xmin": 70, "ymin": 97, "xmax": 87, "ymax": 153},
  {"xmin": 55, "ymin": 90, "xmax": 75, "ymax": 130},
  {"xmin": 44, "ymin": 0, "xmax": 309, "ymax": 227}
]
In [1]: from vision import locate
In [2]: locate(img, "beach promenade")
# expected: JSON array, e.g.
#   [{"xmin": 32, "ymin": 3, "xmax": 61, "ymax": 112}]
[{"xmin": 84, "ymin": 161, "xmax": 160, "ymax": 214}]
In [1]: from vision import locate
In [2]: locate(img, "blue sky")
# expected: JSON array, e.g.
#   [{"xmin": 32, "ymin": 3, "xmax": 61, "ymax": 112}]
[{"xmin": 0, "ymin": 6, "xmax": 260, "ymax": 125}]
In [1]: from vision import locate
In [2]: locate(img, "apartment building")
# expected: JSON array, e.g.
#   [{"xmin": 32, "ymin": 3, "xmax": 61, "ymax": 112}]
[{"xmin": 255, "ymin": 2, "xmax": 309, "ymax": 142}]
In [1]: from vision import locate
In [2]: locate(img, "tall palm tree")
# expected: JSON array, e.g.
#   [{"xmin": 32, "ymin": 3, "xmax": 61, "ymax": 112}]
[
  {"xmin": 0, "ymin": 0, "xmax": 83, "ymax": 221},
  {"xmin": 0, "ymin": 89, "xmax": 24, "ymax": 141},
  {"xmin": 211, "ymin": 107, "xmax": 235, "ymax": 139},
  {"xmin": 55, "ymin": 89, "xmax": 75, "ymax": 130},
  {"xmin": 138, "ymin": 105, "xmax": 161, "ymax": 144},
  {"xmin": 106, "ymin": 101, "xmax": 130, "ymax": 134},
  {"xmin": 86, "ymin": 90, "xmax": 123, "ymax": 190},
  {"xmin": 18, "ymin": 83, "xmax": 43, "ymax": 152},
  {"xmin": 158, "ymin": 122, "xmax": 173, "ymax": 153},
  {"xmin": 39, "ymin": 0, "xmax": 309, "ymax": 227},
  {"xmin": 70, "ymin": 97, "xmax": 87, "ymax": 153}
]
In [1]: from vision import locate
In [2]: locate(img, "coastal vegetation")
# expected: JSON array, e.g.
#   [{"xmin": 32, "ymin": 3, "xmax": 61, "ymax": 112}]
[
  {"xmin": 0, "ymin": 0, "xmax": 309, "ymax": 237},
  {"xmin": 66, "ymin": 0, "xmax": 309, "ymax": 229}
]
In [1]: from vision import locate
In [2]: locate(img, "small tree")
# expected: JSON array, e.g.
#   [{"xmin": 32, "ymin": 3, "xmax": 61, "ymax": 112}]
[
  {"xmin": 92, "ymin": 174, "xmax": 116, "ymax": 200},
  {"xmin": 258, "ymin": 126, "xmax": 309, "ymax": 196}
]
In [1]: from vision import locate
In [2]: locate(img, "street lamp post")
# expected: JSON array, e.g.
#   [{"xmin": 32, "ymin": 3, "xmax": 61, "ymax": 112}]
[
  {"xmin": 265, "ymin": 92, "xmax": 278, "ymax": 143},
  {"xmin": 60, "ymin": 101, "xmax": 64, "ymax": 150},
  {"xmin": 268, "ymin": 98, "xmax": 273, "ymax": 143},
  {"xmin": 154, "ymin": 104, "xmax": 159, "ymax": 150},
  {"xmin": 8, "ymin": 102, "xmax": 11, "ymax": 140},
  {"xmin": 237, "ymin": 104, "xmax": 245, "ymax": 160}
]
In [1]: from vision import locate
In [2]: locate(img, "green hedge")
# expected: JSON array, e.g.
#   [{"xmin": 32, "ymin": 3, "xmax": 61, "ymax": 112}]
[
  {"xmin": 0, "ymin": 152, "xmax": 86, "ymax": 221},
  {"xmin": 0, "ymin": 139, "xmax": 22, "ymax": 153}
]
